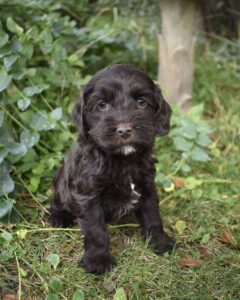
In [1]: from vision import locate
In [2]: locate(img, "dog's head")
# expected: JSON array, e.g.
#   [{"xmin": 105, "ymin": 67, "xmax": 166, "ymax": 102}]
[{"xmin": 72, "ymin": 64, "xmax": 171, "ymax": 155}]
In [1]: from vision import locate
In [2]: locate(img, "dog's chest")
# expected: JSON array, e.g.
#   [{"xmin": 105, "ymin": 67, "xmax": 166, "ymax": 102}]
[{"xmin": 102, "ymin": 172, "xmax": 142, "ymax": 220}]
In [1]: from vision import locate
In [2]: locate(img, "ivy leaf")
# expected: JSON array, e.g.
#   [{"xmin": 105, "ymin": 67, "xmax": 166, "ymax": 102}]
[
  {"xmin": 3, "ymin": 55, "xmax": 17, "ymax": 70},
  {"xmin": 1, "ymin": 230, "xmax": 12, "ymax": 242},
  {"xmin": 50, "ymin": 108, "xmax": 62, "ymax": 121},
  {"xmin": 0, "ymin": 198, "xmax": 14, "ymax": 218},
  {"xmin": 18, "ymin": 98, "xmax": 31, "ymax": 111},
  {"xmin": 0, "ymin": 175, "xmax": 14, "ymax": 196},
  {"xmin": 191, "ymin": 146, "xmax": 211, "ymax": 162},
  {"xmin": 0, "ymin": 32, "xmax": 9, "ymax": 48},
  {"xmin": 114, "ymin": 288, "xmax": 127, "ymax": 300},
  {"xmin": 46, "ymin": 254, "xmax": 60, "ymax": 270},
  {"xmin": 173, "ymin": 136, "xmax": 193, "ymax": 152},
  {"xmin": 0, "ymin": 110, "xmax": 4, "ymax": 126},
  {"xmin": 30, "ymin": 111, "xmax": 54, "ymax": 131},
  {"xmin": 0, "ymin": 75, "xmax": 12, "ymax": 92},
  {"xmin": 196, "ymin": 134, "xmax": 212, "ymax": 147},
  {"xmin": 7, "ymin": 142, "xmax": 27, "ymax": 157},
  {"xmin": 7, "ymin": 17, "xmax": 23, "ymax": 35},
  {"xmin": 72, "ymin": 290, "xmax": 85, "ymax": 300},
  {"xmin": 23, "ymin": 84, "xmax": 49, "ymax": 96},
  {"xmin": 0, "ymin": 148, "xmax": 8, "ymax": 164},
  {"xmin": 20, "ymin": 130, "xmax": 40, "ymax": 148}
]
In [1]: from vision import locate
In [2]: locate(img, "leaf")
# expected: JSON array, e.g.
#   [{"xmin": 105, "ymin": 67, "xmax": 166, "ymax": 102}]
[
  {"xmin": 196, "ymin": 246, "xmax": 210, "ymax": 259},
  {"xmin": 19, "ymin": 267, "xmax": 27, "ymax": 277},
  {"xmin": 0, "ymin": 33, "xmax": 9, "ymax": 48},
  {"xmin": 181, "ymin": 164, "xmax": 191, "ymax": 173},
  {"xmin": 201, "ymin": 233, "xmax": 210, "ymax": 244},
  {"xmin": 175, "ymin": 220, "xmax": 186, "ymax": 235},
  {"xmin": 185, "ymin": 177, "xmax": 203, "ymax": 190},
  {"xmin": 0, "ymin": 75, "xmax": 12, "ymax": 92},
  {"xmin": 220, "ymin": 230, "xmax": 237, "ymax": 248},
  {"xmin": 20, "ymin": 130, "xmax": 39, "ymax": 148},
  {"xmin": 177, "ymin": 257, "xmax": 201, "ymax": 267},
  {"xmin": 197, "ymin": 122, "xmax": 214, "ymax": 134},
  {"xmin": 3, "ymin": 55, "xmax": 17, "ymax": 70},
  {"xmin": 7, "ymin": 17, "xmax": 23, "ymax": 34},
  {"xmin": 46, "ymin": 254, "xmax": 60, "ymax": 270},
  {"xmin": 50, "ymin": 108, "xmax": 62, "ymax": 121},
  {"xmin": 191, "ymin": 146, "xmax": 211, "ymax": 162},
  {"xmin": 16, "ymin": 228, "xmax": 27, "ymax": 239},
  {"xmin": 187, "ymin": 103, "xmax": 204, "ymax": 121},
  {"xmin": 7, "ymin": 142, "xmax": 27, "ymax": 157},
  {"xmin": 45, "ymin": 294, "xmax": 59, "ymax": 300},
  {"xmin": 50, "ymin": 278, "xmax": 62, "ymax": 293},
  {"xmin": 1, "ymin": 230, "xmax": 12, "ymax": 242},
  {"xmin": 0, "ymin": 161, "xmax": 12, "ymax": 177},
  {"xmin": 0, "ymin": 175, "xmax": 14, "ymax": 196},
  {"xmin": 196, "ymin": 134, "xmax": 212, "ymax": 147},
  {"xmin": 0, "ymin": 110, "xmax": 4, "ymax": 126},
  {"xmin": 23, "ymin": 84, "xmax": 49, "ymax": 96},
  {"xmin": 173, "ymin": 136, "xmax": 193, "ymax": 152},
  {"xmin": 30, "ymin": 111, "xmax": 54, "ymax": 131},
  {"xmin": 172, "ymin": 177, "xmax": 185, "ymax": 189},
  {"xmin": 29, "ymin": 176, "xmax": 40, "ymax": 192},
  {"xmin": 72, "ymin": 290, "xmax": 85, "ymax": 300},
  {"xmin": 114, "ymin": 287, "xmax": 127, "ymax": 300},
  {"xmin": 0, "ymin": 148, "xmax": 9, "ymax": 164},
  {"xmin": 17, "ymin": 98, "xmax": 31, "ymax": 111},
  {"xmin": 0, "ymin": 198, "xmax": 14, "ymax": 218}
]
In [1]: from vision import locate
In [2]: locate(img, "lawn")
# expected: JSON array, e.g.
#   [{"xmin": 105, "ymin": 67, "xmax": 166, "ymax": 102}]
[{"xmin": 1, "ymin": 41, "xmax": 240, "ymax": 299}]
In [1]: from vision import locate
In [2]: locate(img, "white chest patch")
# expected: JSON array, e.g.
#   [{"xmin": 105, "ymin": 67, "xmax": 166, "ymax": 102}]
[
  {"xmin": 122, "ymin": 145, "xmax": 136, "ymax": 155},
  {"xmin": 116, "ymin": 181, "xmax": 141, "ymax": 219}
]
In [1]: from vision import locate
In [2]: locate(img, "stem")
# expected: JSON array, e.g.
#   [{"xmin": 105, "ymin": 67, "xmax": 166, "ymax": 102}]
[
  {"xmin": 0, "ymin": 104, "xmax": 27, "ymax": 130},
  {"xmin": 14, "ymin": 252, "xmax": 22, "ymax": 300}
]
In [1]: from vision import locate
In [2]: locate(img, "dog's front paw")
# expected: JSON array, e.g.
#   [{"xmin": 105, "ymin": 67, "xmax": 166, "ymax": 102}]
[
  {"xmin": 79, "ymin": 253, "xmax": 115, "ymax": 275},
  {"xmin": 152, "ymin": 232, "xmax": 175, "ymax": 254}
]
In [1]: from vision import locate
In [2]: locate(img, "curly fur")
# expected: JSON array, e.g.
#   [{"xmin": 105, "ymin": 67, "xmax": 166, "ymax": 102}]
[{"xmin": 49, "ymin": 64, "xmax": 175, "ymax": 274}]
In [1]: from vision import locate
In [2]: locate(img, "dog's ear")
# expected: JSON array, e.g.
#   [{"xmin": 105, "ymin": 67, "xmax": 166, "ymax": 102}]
[
  {"xmin": 72, "ymin": 96, "xmax": 86, "ymax": 139},
  {"xmin": 154, "ymin": 86, "xmax": 172, "ymax": 136}
]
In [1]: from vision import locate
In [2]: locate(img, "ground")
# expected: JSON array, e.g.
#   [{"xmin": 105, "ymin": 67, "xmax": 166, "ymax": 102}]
[{"xmin": 0, "ymin": 42, "xmax": 240, "ymax": 299}]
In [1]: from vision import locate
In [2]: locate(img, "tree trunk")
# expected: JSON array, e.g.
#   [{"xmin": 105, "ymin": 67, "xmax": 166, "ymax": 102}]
[{"xmin": 158, "ymin": 0, "xmax": 198, "ymax": 111}]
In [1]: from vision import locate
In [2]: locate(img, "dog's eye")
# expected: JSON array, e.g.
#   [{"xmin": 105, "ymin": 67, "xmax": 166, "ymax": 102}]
[
  {"xmin": 97, "ymin": 101, "xmax": 110, "ymax": 111},
  {"xmin": 136, "ymin": 98, "xmax": 147, "ymax": 109}
]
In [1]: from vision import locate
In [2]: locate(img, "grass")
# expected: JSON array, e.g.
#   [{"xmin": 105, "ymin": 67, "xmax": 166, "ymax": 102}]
[{"xmin": 1, "ymin": 41, "xmax": 240, "ymax": 299}]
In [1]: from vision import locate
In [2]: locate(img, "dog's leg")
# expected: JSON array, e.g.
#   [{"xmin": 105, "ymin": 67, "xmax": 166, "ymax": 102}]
[
  {"xmin": 135, "ymin": 187, "xmax": 175, "ymax": 254},
  {"xmin": 49, "ymin": 197, "xmax": 75, "ymax": 228},
  {"xmin": 78, "ymin": 203, "xmax": 114, "ymax": 275}
]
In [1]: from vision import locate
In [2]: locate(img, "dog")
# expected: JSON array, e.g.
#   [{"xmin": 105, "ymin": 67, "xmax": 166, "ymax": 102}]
[{"xmin": 49, "ymin": 64, "xmax": 175, "ymax": 274}]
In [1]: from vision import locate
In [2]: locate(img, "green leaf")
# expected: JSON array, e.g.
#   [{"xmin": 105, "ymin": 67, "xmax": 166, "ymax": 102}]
[
  {"xmin": 0, "ymin": 33, "xmax": 9, "ymax": 48},
  {"xmin": 187, "ymin": 103, "xmax": 204, "ymax": 121},
  {"xmin": 39, "ymin": 28, "xmax": 53, "ymax": 44},
  {"xmin": 50, "ymin": 278, "xmax": 62, "ymax": 293},
  {"xmin": 46, "ymin": 254, "xmax": 60, "ymax": 270},
  {"xmin": 197, "ymin": 122, "xmax": 214, "ymax": 134},
  {"xmin": 18, "ymin": 98, "xmax": 31, "ymax": 111},
  {"xmin": 173, "ymin": 136, "xmax": 193, "ymax": 152},
  {"xmin": 7, "ymin": 17, "xmax": 23, "ymax": 35},
  {"xmin": 0, "ymin": 75, "xmax": 12, "ymax": 92},
  {"xmin": 191, "ymin": 146, "xmax": 211, "ymax": 162},
  {"xmin": 175, "ymin": 220, "xmax": 186, "ymax": 235},
  {"xmin": 30, "ymin": 111, "xmax": 54, "ymax": 131},
  {"xmin": 20, "ymin": 130, "xmax": 39, "ymax": 148},
  {"xmin": 201, "ymin": 233, "xmax": 210, "ymax": 244},
  {"xmin": 185, "ymin": 177, "xmax": 203, "ymax": 190},
  {"xmin": 0, "ymin": 148, "xmax": 8, "ymax": 164},
  {"xmin": 45, "ymin": 294, "xmax": 59, "ymax": 300},
  {"xmin": 7, "ymin": 142, "xmax": 27, "ymax": 157},
  {"xmin": 1, "ymin": 230, "xmax": 12, "ymax": 242},
  {"xmin": 0, "ymin": 161, "xmax": 12, "ymax": 177},
  {"xmin": 4, "ymin": 55, "xmax": 17, "ymax": 70},
  {"xmin": 23, "ymin": 84, "xmax": 49, "ymax": 96},
  {"xmin": 0, "ymin": 175, "xmax": 14, "ymax": 196},
  {"xmin": 114, "ymin": 288, "xmax": 127, "ymax": 300},
  {"xmin": 72, "ymin": 289, "xmax": 85, "ymax": 300},
  {"xmin": 26, "ymin": 26, "xmax": 39, "ymax": 40},
  {"xmin": 196, "ymin": 134, "xmax": 212, "ymax": 147},
  {"xmin": 0, "ymin": 198, "xmax": 14, "ymax": 218},
  {"xmin": 29, "ymin": 176, "xmax": 40, "ymax": 192},
  {"xmin": 181, "ymin": 164, "xmax": 191, "ymax": 173},
  {"xmin": 50, "ymin": 108, "xmax": 62, "ymax": 121},
  {"xmin": 16, "ymin": 228, "xmax": 28, "ymax": 239},
  {"xmin": 0, "ymin": 111, "xmax": 4, "ymax": 126}
]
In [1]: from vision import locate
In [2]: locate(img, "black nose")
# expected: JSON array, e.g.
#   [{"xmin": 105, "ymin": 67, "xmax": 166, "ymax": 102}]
[{"xmin": 116, "ymin": 124, "xmax": 132, "ymax": 137}]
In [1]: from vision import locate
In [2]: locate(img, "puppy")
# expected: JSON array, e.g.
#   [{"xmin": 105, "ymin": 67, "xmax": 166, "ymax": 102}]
[{"xmin": 50, "ymin": 64, "xmax": 175, "ymax": 274}]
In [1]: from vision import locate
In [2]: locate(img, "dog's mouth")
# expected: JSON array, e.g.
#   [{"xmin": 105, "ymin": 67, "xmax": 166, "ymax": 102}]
[{"xmin": 113, "ymin": 145, "xmax": 136, "ymax": 155}]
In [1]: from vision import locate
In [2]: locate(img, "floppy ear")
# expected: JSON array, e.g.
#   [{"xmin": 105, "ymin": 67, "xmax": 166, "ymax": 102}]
[
  {"xmin": 154, "ymin": 86, "xmax": 172, "ymax": 136},
  {"xmin": 71, "ymin": 96, "xmax": 86, "ymax": 140}
]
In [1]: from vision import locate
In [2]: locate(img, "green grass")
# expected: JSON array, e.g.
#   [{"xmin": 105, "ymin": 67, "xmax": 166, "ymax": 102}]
[{"xmin": 1, "ymin": 42, "xmax": 240, "ymax": 299}]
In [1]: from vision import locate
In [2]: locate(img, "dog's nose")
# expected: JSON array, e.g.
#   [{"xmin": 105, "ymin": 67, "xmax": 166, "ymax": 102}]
[{"xmin": 116, "ymin": 124, "xmax": 132, "ymax": 137}]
